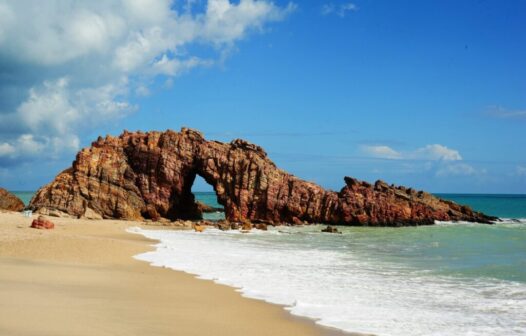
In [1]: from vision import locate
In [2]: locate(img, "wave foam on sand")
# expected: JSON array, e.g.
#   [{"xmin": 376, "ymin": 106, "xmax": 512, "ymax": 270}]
[{"xmin": 130, "ymin": 224, "xmax": 526, "ymax": 336}]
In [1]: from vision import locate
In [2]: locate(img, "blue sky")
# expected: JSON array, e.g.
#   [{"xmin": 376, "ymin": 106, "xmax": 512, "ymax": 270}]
[{"xmin": 0, "ymin": 0, "xmax": 525, "ymax": 193}]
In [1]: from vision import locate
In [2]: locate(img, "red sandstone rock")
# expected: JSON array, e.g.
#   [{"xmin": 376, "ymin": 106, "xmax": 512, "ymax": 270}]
[
  {"xmin": 142, "ymin": 204, "xmax": 161, "ymax": 221},
  {"xmin": 0, "ymin": 187, "xmax": 25, "ymax": 212},
  {"xmin": 31, "ymin": 216, "xmax": 54, "ymax": 229},
  {"xmin": 291, "ymin": 217, "xmax": 303, "ymax": 225},
  {"xmin": 29, "ymin": 128, "xmax": 496, "ymax": 226}
]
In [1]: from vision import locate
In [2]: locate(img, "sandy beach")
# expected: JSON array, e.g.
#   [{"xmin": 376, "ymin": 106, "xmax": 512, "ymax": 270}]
[{"xmin": 0, "ymin": 211, "xmax": 349, "ymax": 336}]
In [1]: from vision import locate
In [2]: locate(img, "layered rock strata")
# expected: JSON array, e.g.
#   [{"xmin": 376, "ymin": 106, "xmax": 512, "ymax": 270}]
[
  {"xmin": 31, "ymin": 216, "xmax": 55, "ymax": 229},
  {"xmin": 29, "ymin": 128, "xmax": 495, "ymax": 226}
]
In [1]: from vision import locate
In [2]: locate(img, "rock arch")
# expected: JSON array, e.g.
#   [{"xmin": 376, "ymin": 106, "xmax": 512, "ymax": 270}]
[{"xmin": 29, "ymin": 128, "xmax": 495, "ymax": 226}]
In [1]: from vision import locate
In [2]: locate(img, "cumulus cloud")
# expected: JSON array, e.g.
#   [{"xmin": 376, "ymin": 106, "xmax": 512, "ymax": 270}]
[
  {"xmin": 322, "ymin": 2, "xmax": 358, "ymax": 17},
  {"xmin": 361, "ymin": 145, "xmax": 401, "ymax": 159},
  {"xmin": 0, "ymin": 134, "xmax": 48, "ymax": 163},
  {"xmin": 361, "ymin": 143, "xmax": 477, "ymax": 177},
  {"xmin": 413, "ymin": 144, "xmax": 462, "ymax": 161},
  {"xmin": 0, "ymin": 0, "xmax": 294, "ymax": 164},
  {"xmin": 201, "ymin": 0, "xmax": 297, "ymax": 43},
  {"xmin": 361, "ymin": 144, "xmax": 462, "ymax": 161}
]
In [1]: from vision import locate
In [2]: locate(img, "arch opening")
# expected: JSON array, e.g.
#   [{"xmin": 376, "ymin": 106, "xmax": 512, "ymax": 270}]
[{"xmin": 191, "ymin": 175, "xmax": 225, "ymax": 221}]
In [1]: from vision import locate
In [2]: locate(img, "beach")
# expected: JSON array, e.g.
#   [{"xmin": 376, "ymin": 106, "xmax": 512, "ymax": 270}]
[
  {"xmin": 0, "ymin": 211, "xmax": 347, "ymax": 336},
  {"xmin": 0, "ymin": 0, "xmax": 524, "ymax": 335}
]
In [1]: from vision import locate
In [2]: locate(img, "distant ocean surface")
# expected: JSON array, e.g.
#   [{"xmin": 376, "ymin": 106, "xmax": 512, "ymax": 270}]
[
  {"xmin": 11, "ymin": 191, "xmax": 35, "ymax": 206},
  {"xmin": 437, "ymin": 193, "xmax": 526, "ymax": 219},
  {"xmin": 13, "ymin": 191, "xmax": 526, "ymax": 335}
]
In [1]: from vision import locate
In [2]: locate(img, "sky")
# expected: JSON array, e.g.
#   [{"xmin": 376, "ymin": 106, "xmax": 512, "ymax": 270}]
[{"xmin": 0, "ymin": 0, "xmax": 525, "ymax": 194}]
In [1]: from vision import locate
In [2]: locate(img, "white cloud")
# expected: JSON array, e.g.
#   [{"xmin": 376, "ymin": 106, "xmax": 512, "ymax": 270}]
[
  {"xmin": 0, "ymin": 3, "xmax": 124, "ymax": 66},
  {"xmin": 18, "ymin": 78, "xmax": 81, "ymax": 136},
  {"xmin": 0, "ymin": 143, "xmax": 15, "ymax": 157},
  {"xmin": 321, "ymin": 4, "xmax": 334, "ymax": 15},
  {"xmin": 0, "ymin": 134, "xmax": 46, "ymax": 159},
  {"xmin": 0, "ymin": 0, "xmax": 294, "ymax": 164},
  {"xmin": 361, "ymin": 145, "xmax": 401, "ymax": 159},
  {"xmin": 361, "ymin": 143, "xmax": 462, "ymax": 161},
  {"xmin": 135, "ymin": 85, "xmax": 151, "ymax": 97},
  {"xmin": 361, "ymin": 143, "xmax": 476, "ymax": 177},
  {"xmin": 151, "ymin": 54, "xmax": 213, "ymax": 76},
  {"xmin": 413, "ymin": 144, "xmax": 462, "ymax": 161},
  {"xmin": 201, "ymin": 0, "xmax": 296, "ymax": 43},
  {"xmin": 3, "ymin": 77, "xmax": 134, "ymax": 157},
  {"xmin": 322, "ymin": 2, "xmax": 358, "ymax": 17},
  {"xmin": 14, "ymin": 134, "xmax": 46, "ymax": 156},
  {"xmin": 341, "ymin": 3, "xmax": 358, "ymax": 13},
  {"xmin": 0, "ymin": 3, "xmax": 14, "ymax": 44}
]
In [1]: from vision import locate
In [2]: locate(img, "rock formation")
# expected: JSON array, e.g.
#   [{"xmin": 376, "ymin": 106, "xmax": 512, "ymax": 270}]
[
  {"xmin": 30, "ymin": 216, "xmax": 55, "ymax": 229},
  {"xmin": 196, "ymin": 201, "xmax": 223, "ymax": 213},
  {"xmin": 0, "ymin": 187, "xmax": 25, "ymax": 212},
  {"xmin": 29, "ymin": 128, "xmax": 496, "ymax": 226},
  {"xmin": 321, "ymin": 225, "xmax": 341, "ymax": 234}
]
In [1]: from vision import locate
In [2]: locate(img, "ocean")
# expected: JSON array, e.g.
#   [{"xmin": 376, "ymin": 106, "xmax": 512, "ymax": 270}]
[{"xmin": 13, "ymin": 191, "xmax": 526, "ymax": 335}]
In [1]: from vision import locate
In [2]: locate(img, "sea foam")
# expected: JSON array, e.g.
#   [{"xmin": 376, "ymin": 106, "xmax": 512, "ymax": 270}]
[{"xmin": 129, "ymin": 226, "xmax": 526, "ymax": 336}]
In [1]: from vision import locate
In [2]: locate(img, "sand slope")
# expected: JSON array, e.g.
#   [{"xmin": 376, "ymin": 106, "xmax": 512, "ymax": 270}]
[{"xmin": 0, "ymin": 212, "xmax": 348, "ymax": 336}]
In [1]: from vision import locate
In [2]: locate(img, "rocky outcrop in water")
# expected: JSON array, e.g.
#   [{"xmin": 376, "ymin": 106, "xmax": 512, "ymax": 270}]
[
  {"xmin": 196, "ymin": 201, "xmax": 223, "ymax": 213},
  {"xmin": 322, "ymin": 225, "xmax": 341, "ymax": 234},
  {"xmin": 29, "ymin": 128, "xmax": 495, "ymax": 226},
  {"xmin": 0, "ymin": 188, "xmax": 24, "ymax": 212}
]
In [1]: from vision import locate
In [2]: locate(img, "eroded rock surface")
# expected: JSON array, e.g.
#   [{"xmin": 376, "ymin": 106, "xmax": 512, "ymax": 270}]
[
  {"xmin": 31, "ymin": 216, "xmax": 55, "ymax": 229},
  {"xmin": 0, "ymin": 188, "xmax": 24, "ymax": 212},
  {"xmin": 29, "ymin": 128, "xmax": 495, "ymax": 226}
]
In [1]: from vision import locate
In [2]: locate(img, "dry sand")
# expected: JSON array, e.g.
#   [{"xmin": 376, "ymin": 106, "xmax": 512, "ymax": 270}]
[{"xmin": 0, "ymin": 211, "xmax": 350, "ymax": 336}]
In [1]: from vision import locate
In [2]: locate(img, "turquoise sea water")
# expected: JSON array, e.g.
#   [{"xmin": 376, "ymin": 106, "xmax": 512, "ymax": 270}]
[
  {"xmin": 194, "ymin": 192, "xmax": 225, "ymax": 220},
  {"xmin": 437, "ymin": 193, "xmax": 526, "ymax": 219},
  {"xmin": 11, "ymin": 191, "xmax": 35, "ymax": 206}
]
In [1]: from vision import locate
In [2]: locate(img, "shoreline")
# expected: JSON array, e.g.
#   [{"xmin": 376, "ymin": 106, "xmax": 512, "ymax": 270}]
[{"xmin": 0, "ymin": 211, "xmax": 352, "ymax": 336}]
